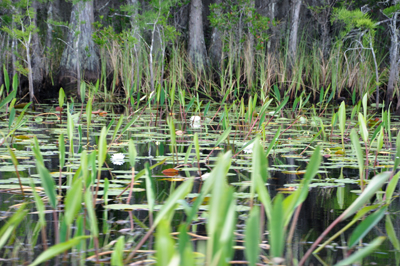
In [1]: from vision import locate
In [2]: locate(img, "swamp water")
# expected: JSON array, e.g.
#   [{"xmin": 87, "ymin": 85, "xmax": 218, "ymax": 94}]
[{"xmin": 0, "ymin": 103, "xmax": 400, "ymax": 265}]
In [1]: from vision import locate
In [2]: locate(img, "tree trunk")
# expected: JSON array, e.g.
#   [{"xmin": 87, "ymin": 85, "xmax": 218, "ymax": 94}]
[
  {"xmin": 188, "ymin": 0, "xmax": 207, "ymax": 71},
  {"xmin": 26, "ymin": 35, "xmax": 34, "ymax": 102},
  {"xmin": 60, "ymin": 0, "xmax": 99, "ymax": 85},
  {"xmin": 31, "ymin": 0, "xmax": 44, "ymax": 93},
  {"xmin": 129, "ymin": 0, "xmax": 141, "ymax": 93},
  {"xmin": 289, "ymin": 0, "xmax": 302, "ymax": 63},
  {"xmin": 45, "ymin": 1, "xmax": 54, "ymax": 77},
  {"xmin": 266, "ymin": 0, "xmax": 278, "ymax": 52},
  {"xmin": 388, "ymin": 1, "xmax": 400, "ymax": 112},
  {"xmin": 209, "ymin": 0, "xmax": 223, "ymax": 70},
  {"xmin": 244, "ymin": 0, "xmax": 255, "ymax": 88}
]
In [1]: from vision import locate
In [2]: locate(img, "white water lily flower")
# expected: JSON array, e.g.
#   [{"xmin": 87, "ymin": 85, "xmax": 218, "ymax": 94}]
[
  {"xmin": 190, "ymin": 116, "xmax": 201, "ymax": 128},
  {"xmin": 111, "ymin": 153, "xmax": 125, "ymax": 165},
  {"xmin": 243, "ymin": 143, "xmax": 254, "ymax": 154},
  {"xmin": 190, "ymin": 116, "xmax": 201, "ymax": 122}
]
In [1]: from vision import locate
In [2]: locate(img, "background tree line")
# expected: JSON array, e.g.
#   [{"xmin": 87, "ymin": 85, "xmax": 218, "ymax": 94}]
[{"xmin": 1, "ymin": 0, "xmax": 400, "ymax": 112}]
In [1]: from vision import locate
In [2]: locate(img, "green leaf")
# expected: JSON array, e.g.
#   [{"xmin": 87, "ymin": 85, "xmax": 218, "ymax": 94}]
[
  {"xmin": 67, "ymin": 105, "xmax": 75, "ymax": 158},
  {"xmin": 0, "ymin": 204, "xmax": 27, "ymax": 250},
  {"xmin": 84, "ymin": 190, "xmax": 99, "ymax": 237},
  {"xmin": 358, "ymin": 113, "xmax": 368, "ymax": 144},
  {"xmin": 341, "ymin": 172, "xmax": 391, "ymax": 220},
  {"xmin": 386, "ymin": 215, "xmax": 400, "ymax": 251},
  {"xmin": 154, "ymin": 177, "xmax": 193, "ymax": 227},
  {"xmin": 187, "ymin": 152, "xmax": 231, "ymax": 224},
  {"xmin": 362, "ymin": 93, "xmax": 368, "ymax": 119},
  {"xmin": 203, "ymin": 101, "xmax": 211, "ymax": 117},
  {"xmin": 185, "ymin": 97, "xmax": 195, "ymax": 112},
  {"xmin": 30, "ymin": 179, "xmax": 46, "ymax": 227},
  {"xmin": 119, "ymin": 116, "xmax": 138, "ymax": 136},
  {"xmin": 374, "ymin": 126, "xmax": 384, "ymax": 153},
  {"xmin": 194, "ymin": 133, "xmax": 200, "ymax": 163},
  {"xmin": 0, "ymin": 89, "xmax": 17, "ymax": 109},
  {"xmin": 251, "ymin": 137, "xmax": 268, "ymax": 209},
  {"xmin": 128, "ymin": 139, "xmax": 137, "ymax": 168},
  {"xmin": 3, "ymin": 65, "xmax": 9, "ymax": 93},
  {"xmin": 111, "ymin": 236, "xmax": 125, "ymax": 266},
  {"xmin": 7, "ymin": 145, "xmax": 18, "ymax": 167},
  {"xmin": 269, "ymin": 194, "xmax": 285, "ymax": 258},
  {"xmin": 386, "ymin": 171, "xmax": 400, "ymax": 204},
  {"xmin": 59, "ymin": 134, "xmax": 65, "ymax": 169},
  {"xmin": 156, "ymin": 219, "xmax": 176, "ymax": 266},
  {"xmin": 36, "ymin": 163, "xmax": 57, "ymax": 209},
  {"xmin": 178, "ymin": 223, "xmax": 194, "ymax": 266},
  {"xmin": 80, "ymin": 82, "xmax": 86, "ymax": 103},
  {"xmin": 8, "ymin": 107, "xmax": 15, "ymax": 130},
  {"xmin": 29, "ymin": 236, "xmax": 90, "ymax": 266},
  {"xmin": 393, "ymin": 131, "xmax": 400, "ymax": 172},
  {"xmin": 64, "ymin": 179, "xmax": 83, "ymax": 226},
  {"xmin": 12, "ymin": 73, "xmax": 18, "ymax": 92},
  {"xmin": 271, "ymin": 96, "xmax": 289, "ymax": 117},
  {"xmin": 144, "ymin": 162, "xmax": 155, "ymax": 215},
  {"xmin": 214, "ymin": 126, "xmax": 231, "ymax": 147},
  {"xmin": 334, "ymin": 237, "xmax": 385, "ymax": 266},
  {"xmin": 59, "ymin": 88, "xmax": 65, "ymax": 109},
  {"xmin": 86, "ymin": 98, "xmax": 92, "ymax": 131},
  {"xmin": 338, "ymin": 101, "xmax": 346, "ymax": 147},
  {"xmin": 297, "ymin": 146, "xmax": 321, "ymax": 204},
  {"xmin": 111, "ymin": 115, "xmax": 124, "ymax": 143},
  {"xmin": 265, "ymin": 126, "xmax": 281, "ymax": 156},
  {"xmin": 97, "ymin": 127, "xmax": 108, "ymax": 173},
  {"xmin": 350, "ymin": 129, "xmax": 364, "ymax": 181},
  {"xmin": 245, "ymin": 206, "xmax": 260, "ymax": 266},
  {"xmin": 348, "ymin": 206, "xmax": 387, "ymax": 248}
]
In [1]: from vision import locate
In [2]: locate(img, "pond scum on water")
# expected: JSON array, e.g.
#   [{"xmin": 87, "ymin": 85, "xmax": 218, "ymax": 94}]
[{"xmin": 1, "ymin": 86, "xmax": 400, "ymax": 265}]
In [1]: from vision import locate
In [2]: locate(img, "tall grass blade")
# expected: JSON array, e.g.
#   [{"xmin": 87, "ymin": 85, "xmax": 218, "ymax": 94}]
[
  {"xmin": 59, "ymin": 134, "xmax": 65, "ymax": 169},
  {"xmin": 194, "ymin": 133, "xmax": 200, "ymax": 163},
  {"xmin": 341, "ymin": 172, "xmax": 390, "ymax": 220},
  {"xmin": 3, "ymin": 65, "xmax": 9, "ymax": 93},
  {"xmin": 0, "ymin": 204, "xmax": 27, "ymax": 250},
  {"xmin": 128, "ymin": 139, "xmax": 137, "ymax": 168},
  {"xmin": 348, "ymin": 206, "xmax": 387, "ymax": 248},
  {"xmin": 144, "ymin": 162, "xmax": 155, "ymax": 217},
  {"xmin": 338, "ymin": 101, "xmax": 346, "ymax": 150},
  {"xmin": 97, "ymin": 127, "xmax": 108, "ymax": 173},
  {"xmin": 84, "ymin": 190, "xmax": 99, "ymax": 237},
  {"xmin": 111, "ymin": 236, "xmax": 125, "ymax": 266},
  {"xmin": 350, "ymin": 129, "xmax": 364, "ymax": 184},
  {"xmin": 358, "ymin": 113, "xmax": 368, "ymax": 144},
  {"xmin": 64, "ymin": 179, "xmax": 83, "ymax": 226},
  {"xmin": 156, "ymin": 219, "xmax": 176, "ymax": 266},
  {"xmin": 36, "ymin": 163, "xmax": 57, "ymax": 209},
  {"xmin": 245, "ymin": 206, "xmax": 260, "ymax": 266},
  {"xmin": 187, "ymin": 152, "xmax": 231, "ymax": 223},
  {"xmin": 385, "ymin": 171, "xmax": 400, "ymax": 204},
  {"xmin": 393, "ymin": 131, "xmax": 400, "ymax": 172},
  {"xmin": 265, "ymin": 126, "xmax": 281, "ymax": 156},
  {"xmin": 269, "ymin": 194, "xmax": 285, "ymax": 259},
  {"xmin": 153, "ymin": 177, "xmax": 193, "ymax": 227},
  {"xmin": 59, "ymin": 88, "xmax": 65, "ymax": 109},
  {"xmin": 29, "ymin": 236, "xmax": 90, "ymax": 266},
  {"xmin": 214, "ymin": 127, "xmax": 232, "ymax": 147},
  {"xmin": 111, "ymin": 115, "xmax": 124, "ymax": 143},
  {"xmin": 333, "ymin": 237, "xmax": 385, "ymax": 266},
  {"xmin": 386, "ymin": 215, "xmax": 400, "ymax": 251}
]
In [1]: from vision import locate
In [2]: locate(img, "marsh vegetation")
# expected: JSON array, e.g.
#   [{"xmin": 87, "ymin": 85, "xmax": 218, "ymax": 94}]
[{"xmin": 2, "ymin": 1, "xmax": 400, "ymax": 265}]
